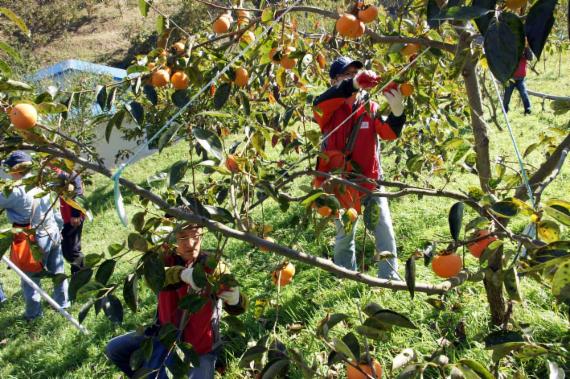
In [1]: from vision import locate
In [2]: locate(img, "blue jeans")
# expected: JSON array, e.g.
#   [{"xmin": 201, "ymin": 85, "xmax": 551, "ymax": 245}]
[
  {"xmin": 334, "ymin": 194, "xmax": 399, "ymax": 279},
  {"xmin": 105, "ymin": 331, "xmax": 217, "ymax": 379},
  {"xmin": 22, "ymin": 229, "xmax": 69, "ymax": 319},
  {"xmin": 0, "ymin": 282, "xmax": 6, "ymax": 303},
  {"xmin": 503, "ymin": 78, "xmax": 531, "ymax": 112}
]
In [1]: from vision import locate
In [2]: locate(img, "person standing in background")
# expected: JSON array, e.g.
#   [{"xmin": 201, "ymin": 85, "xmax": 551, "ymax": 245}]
[{"xmin": 503, "ymin": 45, "xmax": 533, "ymax": 115}]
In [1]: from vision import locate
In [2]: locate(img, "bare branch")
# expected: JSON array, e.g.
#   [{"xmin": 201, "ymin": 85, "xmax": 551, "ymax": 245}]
[
  {"xmin": 515, "ymin": 132, "xmax": 570, "ymax": 202},
  {"xmin": 9, "ymin": 143, "xmax": 469, "ymax": 295}
]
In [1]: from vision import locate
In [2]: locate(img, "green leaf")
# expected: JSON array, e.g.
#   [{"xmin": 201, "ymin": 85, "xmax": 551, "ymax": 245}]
[
  {"xmin": 69, "ymin": 268, "xmax": 93, "ymax": 301},
  {"xmin": 192, "ymin": 127, "xmax": 223, "ymax": 160},
  {"xmin": 108, "ymin": 242, "xmax": 125, "ymax": 256},
  {"xmin": 363, "ymin": 302, "xmax": 383, "ymax": 317},
  {"xmin": 484, "ymin": 330, "xmax": 524, "ymax": 348},
  {"xmin": 156, "ymin": 15, "xmax": 166, "ymax": 34},
  {"xmin": 202, "ymin": 205, "xmax": 234, "ymax": 223},
  {"xmin": 191, "ymin": 263, "xmax": 207, "ymax": 288},
  {"xmin": 178, "ymin": 293, "xmax": 208, "ymax": 313},
  {"xmin": 489, "ymin": 200, "xmax": 519, "ymax": 218},
  {"xmin": 434, "ymin": 6, "xmax": 492, "ymax": 21},
  {"xmin": 128, "ymin": 233, "xmax": 149, "ymax": 252},
  {"xmin": 168, "ymin": 160, "xmax": 189, "ymax": 187},
  {"xmin": 123, "ymin": 273, "xmax": 139, "ymax": 313},
  {"xmin": 363, "ymin": 199, "xmax": 380, "ymax": 232},
  {"xmin": 127, "ymin": 101, "xmax": 145, "ymax": 125},
  {"xmin": 316, "ymin": 313, "xmax": 348, "ymax": 339},
  {"xmin": 544, "ymin": 199, "xmax": 570, "ymax": 226},
  {"xmin": 341, "ymin": 332, "xmax": 360, "ymax": 362},
  {"xmin": 143, "ymin": 252, "xmax": 165, "ymax": 293},
  {"xmin": 0, "ymin": 78, "xmax": 32, "ymax": 91},
  {"xmin": 261, "ymin": 7, "xmax": 274, "ymax": 23},
  {"xmin": 283, "ymin": 107, "xmax": 295, "ymax": 128},
  {"xmin": 426, "ymin": 0, "xmax": 443, "ymax": 28},
  {"xmin": 261, "ymin": 359, "xmax": 289, "ymax": 379},
  {"xmin": 524, "ymin": 0, "xmax": 557, "ymax": 59},
  {"xmin": 131, "ymin": 212, "xmax": 146, "ymax": 233},
  {"xmin": 95, "ymin": 259, "xmax": 116, "ymax": 285},
  {"xmin": 138, "ymin": 0, "xmax": 149, "ymax": 17},
  {"xmin": 95, "ymin": 85, "xmax": 107, "ymax": 111},
  {"xmin": 355, "ymin": 324, "xmax": 386, "ymax": 339},
  {"xmin": 300, "ymin": 190, "xmax": 325, "ymax": 207},
  {"xmin": 0, "ymin": 58, "xmax": 11, "ymax": 75},
  {"xmin": 36, "ymin": 102, "xmax": 67, "ymax": 114},
  {"xmin": 503, "ymin": 266, "xmax": 522, "ymax": 302},
  {"xmin": 196, "ymin": 111, "xmax": 233, "ymax": 118},
  {"xmin": 371, "ymin": 310, "xmax": 417, "ymax": 329},
  {"xmin": 458, "ymin": 359, "xmax": 494, "ymax": 379},
  {"xmin": 143, "ymin": 84, "xmax": 158, "ymax": 106},
  {"xmin": 472, "ymin": 0, "xmax": 496, "ymax": 34},
  {"xmin": 102, "ymin": 294, "xmax": 123, "ymax": 324},
  {"xmin": 171, "ymin": 89, "xmax": 190, "ymax": 108},
  {"xmin": 213, "ymin": 82, "xmax": 231, "ymax": 109},
  {"xmin": 77, "ymin": 300, "xmax": 93, "ymax": 324},
  {"xmin": 552, "ymin": 260, "xmax": 570, "ymax": 305},
  {"xmin": 0, "ymin": 41, "xmax": 21, "ymax": 62},
  {"xmin": 405, "ymin": 257, "xmax": 416, "ymax": 299},
  {"xmin": 106, "ymin": 87, "xmax": 117, "ymax": 110},
  {"xmin": 0, "ymin": 7, "xmax": 31, "ymax": 36},
  {"xmin": 484, "ymin": 12, "xmax": 525, "ymax": 82},
  {"xmin": 332, "ymin": 338, "xmax": 357, "ymax": 361},
  {"xmin": 448, "ymin": 202, "xmax": 464, "ymax": 241},
  {"xmin": 106, "ymin": 109, "xmax": 125, "ymax": 143},
  {"xmin": 239, "ymin": 346, "xmax": 266, "ymax": 367}
]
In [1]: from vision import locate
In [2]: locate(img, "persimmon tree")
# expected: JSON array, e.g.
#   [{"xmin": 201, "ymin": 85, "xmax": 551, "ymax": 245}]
[{"xmin": 1, "ymin": 0, "xmax": 569, "ymax": 377}]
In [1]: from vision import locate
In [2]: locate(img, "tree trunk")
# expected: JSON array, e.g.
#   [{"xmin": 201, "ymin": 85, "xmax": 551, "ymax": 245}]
[
  {"xmin": 484, "ymin": 245, "xmax": 507, "ymax": 326},
  {"xmin": 462, "ymin": 56, "xmax": 492, "ymax": 192}
]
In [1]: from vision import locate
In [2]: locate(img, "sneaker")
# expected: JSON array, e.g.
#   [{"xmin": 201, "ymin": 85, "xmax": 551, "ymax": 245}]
[{"xmin": 524, "ymin": 109, "xmax": 531, "ymax": 115}]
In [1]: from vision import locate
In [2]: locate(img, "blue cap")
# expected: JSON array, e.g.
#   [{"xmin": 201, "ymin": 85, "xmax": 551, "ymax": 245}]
[
  {"xmin": 329, "ymin": 56, "xmax": 363, "ymax": 79},
  {"xmin": 3, "ymin": 151, "xmax": 32, "ymax": 169}
]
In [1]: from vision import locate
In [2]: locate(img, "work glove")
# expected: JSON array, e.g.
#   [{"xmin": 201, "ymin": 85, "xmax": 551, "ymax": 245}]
[
  {"xmin": 384, "ymin": 88, "xmax": 404, "ymax": 117},
  {"xmin": 353, "ymin": 70, "xmax": 380, "ymax": 90},
  {"xmin": 179, "ymin": 266, "xmax": 202, "ymax": 291},
  {"xmin": 218, "ymin": 287, "xmax": 240, "ymax": 305}
]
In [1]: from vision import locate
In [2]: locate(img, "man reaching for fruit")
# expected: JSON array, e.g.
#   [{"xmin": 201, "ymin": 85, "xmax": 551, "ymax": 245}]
[{"xmin": 313, "ymin": 56, "xmax": 406, "ymax": 280}]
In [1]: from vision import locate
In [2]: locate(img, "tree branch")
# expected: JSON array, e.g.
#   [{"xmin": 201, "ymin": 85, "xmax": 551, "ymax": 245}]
[
  {"xmin": 514, "ymin": 132, "xmax": 570, "ymax": 202},
  {"xmin": 8, "ymin": 143, "xmax": 468, "ymax": 295},
  {"xmin": 277, "ymin": 6, "xmax": 456, "ymax": 53}
]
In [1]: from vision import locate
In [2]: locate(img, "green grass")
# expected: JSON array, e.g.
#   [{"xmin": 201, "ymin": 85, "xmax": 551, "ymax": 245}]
[{"xmin": 1, "ymin": 51, "xmax": 569, "ymax": 379}]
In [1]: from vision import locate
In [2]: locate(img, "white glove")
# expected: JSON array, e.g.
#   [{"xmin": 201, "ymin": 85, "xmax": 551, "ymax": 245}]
[
  {"xmin": 218, "ymin": 287, "xmax": 240, "ymax": 305},
  {"xmin": 384, "ymin": 89, "xmax": 404, "ymax": 117},
  {"xmin": 179, "ymin": 267, "xmax": 201, "ymax": 291}
]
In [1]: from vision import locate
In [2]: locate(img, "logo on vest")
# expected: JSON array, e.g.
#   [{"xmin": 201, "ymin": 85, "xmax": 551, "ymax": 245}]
[{"xmin": 361, "ymin": 121, "xmax": 369, "ymax": 129}]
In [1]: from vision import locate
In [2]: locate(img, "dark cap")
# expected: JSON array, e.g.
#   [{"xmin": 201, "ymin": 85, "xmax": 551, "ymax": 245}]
[
  {"xmin": 3, "ymin": 151, "xmax": 32, "ymax": 170},
  {"xmin": 329, "ymin": 56, "xmax": 364, "ymax": 79}
]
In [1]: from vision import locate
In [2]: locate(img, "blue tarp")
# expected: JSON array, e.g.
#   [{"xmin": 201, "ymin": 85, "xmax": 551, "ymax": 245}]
[{"xmin": 30, "ymin": 59, "xmax": 127, "ymax": 82}]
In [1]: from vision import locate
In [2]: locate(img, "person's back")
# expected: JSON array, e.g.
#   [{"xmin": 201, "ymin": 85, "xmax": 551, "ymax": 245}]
[{"xmin": 0, "ymin": 151, "xmax": 69, "ymax": 320}]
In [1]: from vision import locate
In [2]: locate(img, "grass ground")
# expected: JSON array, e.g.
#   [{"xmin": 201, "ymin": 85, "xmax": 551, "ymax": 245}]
[{"xmin": 0, "ymin": 46, "xmax": 569, "ymax": 379}]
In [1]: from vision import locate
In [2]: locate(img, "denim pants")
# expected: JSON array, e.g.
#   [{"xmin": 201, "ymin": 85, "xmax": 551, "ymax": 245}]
[
  {"xmin": 503, "ymin": 78, "xmax": 531, "ymax": 112},
  {"xmin": 0, "ymin": 282, "xmax": 6, "ymax": 303},
  {"xmin": 334, "ymin": 194, "xmax": 399, "ymax": 279},
  {"xmin": 22, "ymin": 229, "xmax": 69, "ymax": 319},
  {"xmin": 105, "ymin": 331, "xmax": 217, "ymax": 379}
]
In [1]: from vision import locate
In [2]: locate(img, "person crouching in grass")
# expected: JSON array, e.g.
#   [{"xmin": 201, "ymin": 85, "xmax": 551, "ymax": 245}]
[{"xmin": 105, "ymin": 222, "xmax": 247, "ymax": 378}]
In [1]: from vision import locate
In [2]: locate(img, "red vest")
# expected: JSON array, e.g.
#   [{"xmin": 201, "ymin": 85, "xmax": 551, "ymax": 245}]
[
  {"xmin": 157, "ymin": 255, "xmax": 221, "ymax": 355},
  {"xmin": 513, "ymin": 57, "xmax": 527, "ymax": 79}
]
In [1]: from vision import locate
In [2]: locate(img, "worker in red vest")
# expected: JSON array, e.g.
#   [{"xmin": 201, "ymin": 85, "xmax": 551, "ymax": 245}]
[
  {"xmin": 54, "ymin": 169, "xmax": 86, "ymax": 274},
  {"xmin": 313, "ymin": 57, "xmax": 406, "ymax": 279},
  {"xmin": 503, "ymin": 46, "xmax": 533, "ymax": 115},
  {"xmin": 105, "ymin": 224, "xmax": 247, "ymax": 378}
]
